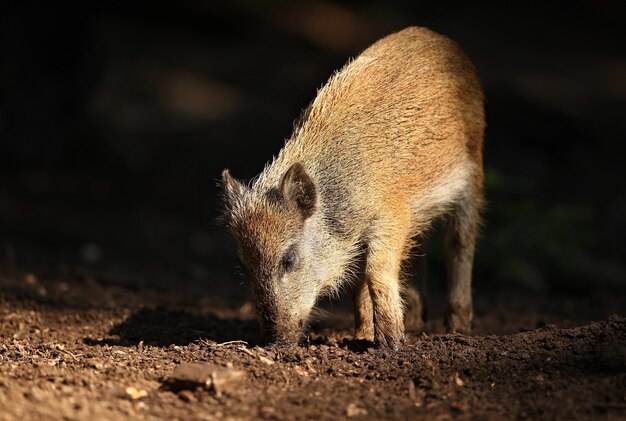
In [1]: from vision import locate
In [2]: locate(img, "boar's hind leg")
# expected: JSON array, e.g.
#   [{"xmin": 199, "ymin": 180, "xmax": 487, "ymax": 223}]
[
  {"xmin": 404, "ymin": 248, "xmax": 428, "ymax": 333},
  {"xmin": 445, "ymin": 184, "xmax": 482, "ymax": 334},
  {"xmin": 366, "ymin": 220, "xmax": 409, "ymax": 350},
  {"xmin": 404, "ymin": 285, "xmax": 425, "ymax": 333},
  {"xmin": 352, "ymin": 272, "xmax": 374, "ymax": 341}
]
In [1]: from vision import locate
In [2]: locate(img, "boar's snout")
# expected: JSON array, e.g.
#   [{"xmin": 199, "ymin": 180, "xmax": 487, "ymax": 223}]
[
  {"xmin": 259, "ymin": 311, "xmax": 306, "ymax": 346},
  {"xmin": 253, "ymin": 281, "xmax": 313, "ymax": 346}
]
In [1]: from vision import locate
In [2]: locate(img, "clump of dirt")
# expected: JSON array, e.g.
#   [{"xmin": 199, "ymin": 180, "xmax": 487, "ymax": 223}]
[{"xmin": 0, "ymin": 273, "xmax": 624, "ymax": 420}]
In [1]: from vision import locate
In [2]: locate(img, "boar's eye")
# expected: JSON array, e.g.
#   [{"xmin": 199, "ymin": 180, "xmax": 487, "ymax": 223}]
[{"xmin": 281, "ymin": 246, "xmax": 299, "ymax": 273}]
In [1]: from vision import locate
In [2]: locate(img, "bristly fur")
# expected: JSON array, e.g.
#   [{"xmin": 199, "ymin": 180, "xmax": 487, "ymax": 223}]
[{"xmin": 220, "ymin": 27, "xmax": 485, "ymax": 349}]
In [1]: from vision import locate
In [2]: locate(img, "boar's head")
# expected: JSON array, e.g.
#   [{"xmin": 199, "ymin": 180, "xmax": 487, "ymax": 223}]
[{"xmin": 221, "ymin": 162, "xmax": 342, "ymax": 345}]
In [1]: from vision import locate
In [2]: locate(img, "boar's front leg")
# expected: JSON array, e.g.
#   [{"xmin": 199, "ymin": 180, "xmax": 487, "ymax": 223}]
[
  {"xmin": 352, "ymin": 265, "xmax": 375, "ymax": 341},
  {"xmin": 365, "ymin": 219, "xmax": 409, "ymax": 350}
]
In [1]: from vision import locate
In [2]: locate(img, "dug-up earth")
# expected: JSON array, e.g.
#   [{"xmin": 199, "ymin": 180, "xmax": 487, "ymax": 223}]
[{"xmin": 0, "ymin": 272, "xmax": 625, "ymax": 421}]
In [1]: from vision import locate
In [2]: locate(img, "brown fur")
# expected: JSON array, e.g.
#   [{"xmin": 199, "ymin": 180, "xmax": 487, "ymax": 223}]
[{"xmin": 221, "ymin": 27, "xmax": 485, "ymax": 349}]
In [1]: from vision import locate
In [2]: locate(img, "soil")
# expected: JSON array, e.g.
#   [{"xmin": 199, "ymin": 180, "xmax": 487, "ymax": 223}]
[
  {"xmin": 1, "ymin": 5, "xmax": 625, "ymax": 419},
  {"xmin": 0, "ymin": 271, "xmax": 624, "ymax": 420}
]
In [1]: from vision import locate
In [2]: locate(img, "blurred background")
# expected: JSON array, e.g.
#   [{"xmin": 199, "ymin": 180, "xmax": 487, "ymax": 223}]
[{"xmin": 1, "ymin": 0, "xmax": 625, "ymax": 312}]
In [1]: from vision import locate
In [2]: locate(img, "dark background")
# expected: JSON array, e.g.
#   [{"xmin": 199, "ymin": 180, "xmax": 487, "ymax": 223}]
[{"xmin": 1, "ymin": 0, "xmax": 625, "ymax": 307}]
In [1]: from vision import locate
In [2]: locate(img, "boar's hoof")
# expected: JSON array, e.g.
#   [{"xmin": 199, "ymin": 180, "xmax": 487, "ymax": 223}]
[
  {"xmin": 444, "ymin": 312, "xmax": 472, "ymax": 334},
  {"xmin": 377, "ymin": 335, "xmax": 404, "ymax": 351},
  {"xmin": 374, "ymin": 329, "xmax": 405, "ymax": 351},
  {"xmin": 265, "ymin": 340, "xmax": 295, "ymax": 349}
]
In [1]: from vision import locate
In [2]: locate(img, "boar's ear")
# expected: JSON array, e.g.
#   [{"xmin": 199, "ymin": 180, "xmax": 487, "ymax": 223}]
[
  {"xmin": 221, "ymin": 169, "xmax": 246, "ymax": 204},
  {"xmin": 281, "ymin": 162, "xmax": 317, "ymax": 219}
]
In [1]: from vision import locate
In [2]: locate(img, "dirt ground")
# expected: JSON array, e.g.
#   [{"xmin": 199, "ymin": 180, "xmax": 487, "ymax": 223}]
[
  {"xmin": 1, "ymin": 5, "xmax": 626, "ymax": 419},
  {"xmin": 0, "ymin": 269, "xmax": 624, "ymax": 421}
]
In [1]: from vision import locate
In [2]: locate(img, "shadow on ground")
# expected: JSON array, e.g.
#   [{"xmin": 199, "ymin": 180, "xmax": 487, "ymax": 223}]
[{"xmin": 84, "ymin": 307, "xmax": 259, "ymax": 347}]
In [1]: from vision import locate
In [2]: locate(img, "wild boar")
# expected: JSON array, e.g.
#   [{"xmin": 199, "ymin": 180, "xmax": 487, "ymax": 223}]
[{"xmin": 221, "ymin": 26, "xmax": 484, "ymax": 349}]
